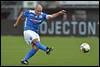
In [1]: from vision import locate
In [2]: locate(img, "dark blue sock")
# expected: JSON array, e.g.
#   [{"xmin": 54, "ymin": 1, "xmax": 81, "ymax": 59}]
[
  {"xmin": 23, "ymin": 48, "xmax": 36, "ymax": 61},
  {"xmin": 35, "ymin": 41, "xmax": 48, "ymax": 51}
]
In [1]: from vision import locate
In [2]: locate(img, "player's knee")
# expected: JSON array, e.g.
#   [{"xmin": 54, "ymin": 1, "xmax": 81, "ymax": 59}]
[
  {"xmin": 32, "ymin": 43, "xmax": 39, "ymax": 51},
  {"xmin": 32, "ymin": 43, "xmax": 35, "ymax": 48},
  {"xmin": 32, "ymin": 38, "xmax": 41, "ymax": 49},
  {"xmin": 33, "ymin": 38, "xmax": 39, "ymax": 43}
]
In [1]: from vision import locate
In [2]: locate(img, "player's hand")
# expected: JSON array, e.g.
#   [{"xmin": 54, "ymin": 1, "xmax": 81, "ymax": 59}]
[
  {"xmin": 13, "ymin": 23, "xmax": 17, "ymax": 28},
  {"xmin": 59, "ymin": 10, "xmax": 66, "ymax": 15}
]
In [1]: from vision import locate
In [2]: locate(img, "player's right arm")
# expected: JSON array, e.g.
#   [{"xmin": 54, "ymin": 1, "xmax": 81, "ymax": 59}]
[
  {"xmin": 47, "ymin": 10, "xmax": 66, "ymax": 20},
  {"xmin": 13, "ymin": 12, "xmax": 23, "ymax": 28}
]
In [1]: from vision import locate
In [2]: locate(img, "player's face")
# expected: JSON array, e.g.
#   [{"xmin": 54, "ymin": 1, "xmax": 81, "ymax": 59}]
[{"xmin": 35, "ymin": 7, "xmax": 42, "ymax": 15}]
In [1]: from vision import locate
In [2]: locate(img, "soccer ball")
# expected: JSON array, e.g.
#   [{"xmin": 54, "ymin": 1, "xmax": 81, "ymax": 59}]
[{"xmin": 80, "ymin": 43, "xmax": 90, "ymax": 53}]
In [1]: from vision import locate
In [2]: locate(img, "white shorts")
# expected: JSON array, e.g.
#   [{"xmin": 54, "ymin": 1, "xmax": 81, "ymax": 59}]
[{"xmin": 24, "ymin": 30, "xmax": 40, "ymax": 45}]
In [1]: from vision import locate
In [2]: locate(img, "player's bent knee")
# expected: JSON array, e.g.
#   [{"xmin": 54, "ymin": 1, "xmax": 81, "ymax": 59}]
[
  {"xmin": 32, "ymin": 38, "xmax": 42, "ymax": 49},
  {"xmin": 32, "ymin": 42, "xmax": 39, "ymax": 51},
  {"xmin": 33, "ymin": 38, "xmax": 39, "ymax": 43},
  {"xmin": 32, "ymin": 43, "xmax": 35, "ymax": 48}
]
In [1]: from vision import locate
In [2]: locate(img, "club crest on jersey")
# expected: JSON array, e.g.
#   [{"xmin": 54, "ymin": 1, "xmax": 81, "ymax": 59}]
[
  {"xmin": 39, "ymin": 15, "xmax": 42, "ymax": 18},
  {"xmin": 32, "ymin": 18, "xmax": 42, "ymax": 23}
]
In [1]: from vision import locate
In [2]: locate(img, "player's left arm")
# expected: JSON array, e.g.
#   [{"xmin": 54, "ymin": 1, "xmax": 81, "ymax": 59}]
[{"xmin": 47, "ymin": 10, "xmax": 66, "ymax": 20}]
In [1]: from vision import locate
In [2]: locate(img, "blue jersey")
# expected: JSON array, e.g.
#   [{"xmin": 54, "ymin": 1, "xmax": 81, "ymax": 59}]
[{"xmin": 23, "ymin": 10, "xmax": 48, "ymax": 34}]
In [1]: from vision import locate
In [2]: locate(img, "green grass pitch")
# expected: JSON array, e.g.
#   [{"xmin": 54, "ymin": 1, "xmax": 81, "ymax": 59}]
[{"xmin": 1, "ymin": 36, "xmax": 99, "ymax": 66}]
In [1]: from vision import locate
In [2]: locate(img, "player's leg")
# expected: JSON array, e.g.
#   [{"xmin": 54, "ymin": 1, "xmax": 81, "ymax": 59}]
[
  {"xmin": 21, "ymin": 30, "xmax": 53, "ymax": 64},
  {"xmin": 33, "ymin": 38, "xmax": 53, "ymax": 55},
  {"xmin": 32, "ymin": 42, "xmax": 39, "ymax": 51},
  {"xmin": 31, "ymin": 31, "xmax": 53, "ymax": 54},
  {"xmin": 21, "ymin": 43, "xmax": 39, "ymax": 64},
  {"xmin": 21, "ymin": 30, "xmax": 39, "ymax": 64}
]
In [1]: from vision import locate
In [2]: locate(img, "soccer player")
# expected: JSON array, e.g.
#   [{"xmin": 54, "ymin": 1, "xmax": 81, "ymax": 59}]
[{"xmin": 14, "ymin": 4, "xmax": 66, "ymax": 64}]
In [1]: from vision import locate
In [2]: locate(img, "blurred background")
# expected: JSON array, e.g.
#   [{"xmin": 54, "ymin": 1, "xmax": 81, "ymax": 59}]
[
  {"xmin": 1, "ymin": 1, "xmax": 99, "ymax": 36},
  {"xmin": 1, "ymin": 1, "xmax": 99, "ymax": 66}
]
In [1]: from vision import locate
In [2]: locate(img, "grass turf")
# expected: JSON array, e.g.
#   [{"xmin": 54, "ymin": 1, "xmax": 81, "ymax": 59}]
[{"xmin": 1, "ymin": 36, "xmax": 99, "ymax": 66}]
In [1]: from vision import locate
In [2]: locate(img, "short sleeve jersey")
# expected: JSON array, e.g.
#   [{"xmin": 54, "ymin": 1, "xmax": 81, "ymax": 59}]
[{"xmin": 23, "ymin": 10, "xmax": 49, "ymax": 33}]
